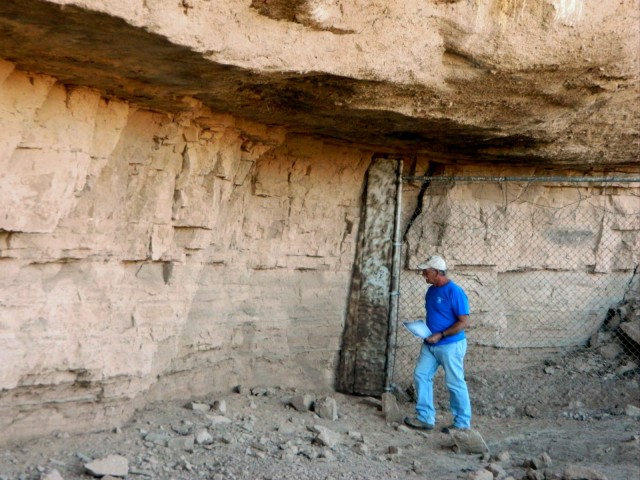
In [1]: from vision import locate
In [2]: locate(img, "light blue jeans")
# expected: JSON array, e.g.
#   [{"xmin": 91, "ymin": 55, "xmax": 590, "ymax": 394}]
[{"xmin": 414, "ymin": 339, "xmax": 471, "ymax": 428}]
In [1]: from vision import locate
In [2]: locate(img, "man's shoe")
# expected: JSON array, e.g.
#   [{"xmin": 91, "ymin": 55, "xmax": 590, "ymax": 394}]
[
  {"xmin": 404, "ymin": 416, "xmax": 435, "ymax": 430},
  {"xmin": 441, "ymin": 425, "xmax": 470, "ymax": 434}
]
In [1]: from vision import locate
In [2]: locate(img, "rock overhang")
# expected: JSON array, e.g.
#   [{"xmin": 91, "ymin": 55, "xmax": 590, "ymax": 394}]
[{"xmin": 0, "ymin": 0, "xmax": 638, "ymax": 170}]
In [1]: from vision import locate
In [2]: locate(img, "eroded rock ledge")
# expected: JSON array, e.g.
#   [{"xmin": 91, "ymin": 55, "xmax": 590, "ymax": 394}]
[
  {"xmin": 0, "ymin": 0, "xmax": 638, "ymax": 445},
  {"xmin": 0, "ymin": 0, "xmax": 638, "ymax": 167}
]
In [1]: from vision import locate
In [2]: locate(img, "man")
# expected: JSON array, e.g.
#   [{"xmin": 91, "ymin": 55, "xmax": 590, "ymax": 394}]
[{"xmin": 404, "ymin": 255, "xmax": 472, "ymax": 432}]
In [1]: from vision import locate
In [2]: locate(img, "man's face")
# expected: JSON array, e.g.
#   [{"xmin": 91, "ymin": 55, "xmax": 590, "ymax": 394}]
[{"xmin": 421, "ymin": 268, "xmax": 438, "ymax": 284}]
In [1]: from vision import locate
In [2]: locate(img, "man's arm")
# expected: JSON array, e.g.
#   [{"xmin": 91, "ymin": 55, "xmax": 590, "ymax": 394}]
[{"xmin": 425, "ymin": 314, "xmax": 469, "ymax": 344}]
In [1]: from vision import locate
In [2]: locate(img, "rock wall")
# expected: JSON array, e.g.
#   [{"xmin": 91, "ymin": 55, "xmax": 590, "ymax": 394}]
[
  {"xmin": 1, "ymin": 57, "xmax": 638, "ymax": 441},
  {"xmin": 0, "ymin": 61, "xmax": 371, "ymax": 440},
  {"xmin": 0, "ymin": 0, "xmax": 638, "ymax": 437}
]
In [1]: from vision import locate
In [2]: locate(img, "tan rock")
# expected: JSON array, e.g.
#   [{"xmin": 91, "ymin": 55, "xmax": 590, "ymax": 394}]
[
  {"xmin": 0, "ymin": 0, "xmax": 638, "ymax": 443},
  {"xmin": 620, "ymin": 320, "xmax": 640, "ymax": 346},
  {"xmin": 84, "ymin": 455, "xmax": 129, "ymax": 478}
]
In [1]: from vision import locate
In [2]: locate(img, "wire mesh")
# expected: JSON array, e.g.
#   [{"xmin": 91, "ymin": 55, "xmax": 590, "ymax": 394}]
[{"xmin": 390, "ymin": 179, "xmax": 640, "ymax": 398}]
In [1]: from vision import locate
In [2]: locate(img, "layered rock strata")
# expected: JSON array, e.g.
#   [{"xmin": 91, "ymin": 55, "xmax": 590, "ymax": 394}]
[
  {"xmin": 0, "ymin": 62, "xmax": 372, "ymax": 439},
  {"xmin": 0, "ymin": 0, "xmax": 639, "ymax": 442}
]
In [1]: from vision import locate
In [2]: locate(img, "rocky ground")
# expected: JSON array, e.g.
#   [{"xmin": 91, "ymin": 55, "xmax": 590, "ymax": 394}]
[{"xmin": 1, "ymin": 344, "xmax": 639, "ymax": 480}]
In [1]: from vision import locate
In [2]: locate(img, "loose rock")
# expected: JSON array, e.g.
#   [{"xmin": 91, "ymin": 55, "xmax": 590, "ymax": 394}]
[
  {"xmin": 187, "ymin": 402, "xmax": 210, "ymax": 412},
  {"xmin": 40, "ymin": 470, "xmax": 63, "ymax": 480},
  {"xmin": 195, "ymin": 429, "xmax": 214, "ymax": 445},
  {"xmin": 381, "ymin": 392, "xmax": 403, "ymax": 423},
  {"xmin": 290, "ymin": 394, "xmax": 315, "ymax": 412},
  {"xmin": 563, "ymin": 465, "xmax": 608, "ymax": 480},
  {"xmin": 624, "ymin": 404, "xmax": 640, "ymax": 418},
  {"xmin": 84, "ymin": 455, "xmax": 129, "ymax": 478},
  {"xmin": 315, "ymin": 396, "xmax": 338, "ymax": 421},
  {"xmin": 167, "ymin": 435, "xmax": 195, "ymax": 451},
  {"xmin": 450, "ymin": 429, "xmax": 490, "ymax": 454},
  {"xmin": 310, "ymin": 425, "xmax": 341, "ymax": 449},
  {"xmin": 467, "ymin": 469, "xmax": 493, "ymax": 480}
]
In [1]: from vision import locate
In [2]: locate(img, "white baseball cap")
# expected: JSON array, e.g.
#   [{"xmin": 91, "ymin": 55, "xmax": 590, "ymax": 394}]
[{"xmin": 417, "ymin": 255, "xmax": 447, "ymax": 271}]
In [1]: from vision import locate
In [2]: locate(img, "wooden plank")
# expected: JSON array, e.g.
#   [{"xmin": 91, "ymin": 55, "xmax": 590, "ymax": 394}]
[{"xmin": 337, "ymin": 158, "xmax": 397, "ymax": 395}]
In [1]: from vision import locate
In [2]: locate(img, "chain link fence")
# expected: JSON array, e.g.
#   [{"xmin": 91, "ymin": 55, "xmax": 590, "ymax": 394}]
[{"xmin": 389, "ymin": 177, "xmax": 640, "ymax": 413}]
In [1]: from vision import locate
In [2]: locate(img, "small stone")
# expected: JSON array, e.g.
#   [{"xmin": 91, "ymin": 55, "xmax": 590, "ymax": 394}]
[
  {"xmin": 543, "ymin": 469, "xmax": 562, "ymax": 480},
  {"xmin": 387, "ymin": 445, "xmax": 401, "ymax": 455},
  {"xmin": 620, "ymin": 319, "xmax": 640, "ymax": 345},
  {"xmin": 539, "ymin": 452, "xmax": 553, "ymax": 467},
  {"xmin": 315, "ymin": 396, "xmax": 338, "ymax": 421},
  {"xmin": 84, "ymin": 455, "xmax": 129, "ymax": 478},
  {"xmin": 276, "ymin": 420, "xmax": 296, "ymax": 435},
  {"xmin": 187, "ymin": 402, "xmax": 210, "ymax": 412},
  {"xmin": 413, "ymin": 459, "xmax": 426, "ymax": 474},
  {"xmin": 353, "ymin": 442, "xmax": 369, "ymax": 456},
  {"xmin": 251, "ymin": 387, "xmax": 268, "ymax": 396},
  {"xmin": 467, "ymin": 469, "xmax": 493, "ymax": 480},
  {"xmin": 144, "ymin": 432, "xmax": 170, "ymax": 446},
  {"xmin": 598, "ymin": 343, "xmax": 622, "ymax": 360},
  {"xmin": 195, "ymin": 429, "xmax": 213, "ymax": 445},
  {"xmin": 167, "ymin": 435, "xmax": 195, "ymax": 451},
  {"xmin": 450, "ymin": 429, "xmax": 489, "ymax": 454},
  {"xmin": 524, "ymin": 404, "xmax": 541, "ymax": 418},
  {"xmin": 290, "ymin": 394, "xmax": 315, "ymax": 412},
  {"xmin": 319, "ymin": 448, "xmax": 336, "ymax": 461},
  {"xmin": 76, "ymin": 453, "xmax": 92, "ymax": 463},
  {"xmin": 207, "ymin": 415, "xmax": 232, "ymax": 427},
  {"xmin": 381, "ymin": 392, "xmax": 403, "ymax": 423},
  {"xmin": 172, "ymin": 421, "xmax": 194, "ymax": 435},
  {"xmin": 485, "ymin": 463, "xmax": 506, "ymax": 478},
  {"xmin": 310, "ymin": 425, "xmax": 341, "ymax": 448},
  {"xmin": 616, "ymin": 360, "xmax": 639, "ymax": 376},
  {"xmin": 360, "ymin": 397, "xmax": 383, "ymax": 410},
  {"xmin": 493, "ymin": 450, "xmax": 511, "ymax": 463},
  {"xmin": 211, "ymin": 399, "xmax": 227, "ymax": 413},
  {"xmin": 624, "ymin": 404, "xmax": 640, "ymax": 418},
  {"xmin": 606, "ymin": 310, "xmax": 622, "ymax": 329},
  {"xmin": 523, "ymin": 468, "xmax": 545, "ymax": 480},
  {"xmin": 563, "ymin": 465, "xmax": 608, "ymax": 480},
  {"xmin": 40, "ymin": 470, "xmax": 63, "ymax": 480}
]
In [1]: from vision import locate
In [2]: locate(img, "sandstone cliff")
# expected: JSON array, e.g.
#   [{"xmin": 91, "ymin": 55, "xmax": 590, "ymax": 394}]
[{"xmin": 0, "ymin": 0, "xmax": 638, "ymax": 441}]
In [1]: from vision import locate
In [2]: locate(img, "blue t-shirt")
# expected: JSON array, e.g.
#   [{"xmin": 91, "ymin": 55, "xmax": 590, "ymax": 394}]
[{"xmin": 425, "ymin": 280, "xmax": 469, "ymax": 345}]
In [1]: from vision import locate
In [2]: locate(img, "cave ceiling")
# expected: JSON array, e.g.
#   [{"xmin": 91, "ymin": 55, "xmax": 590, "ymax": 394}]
[{"xmin": 0, "ymin": 0, "xmax": 638, "ymax": 171}]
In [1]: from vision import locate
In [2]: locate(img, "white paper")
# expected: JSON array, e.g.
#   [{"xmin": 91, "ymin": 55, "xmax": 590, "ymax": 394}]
[{"xmin": 402, "ymin": 320, "xmax": 432, "ymax": 339}]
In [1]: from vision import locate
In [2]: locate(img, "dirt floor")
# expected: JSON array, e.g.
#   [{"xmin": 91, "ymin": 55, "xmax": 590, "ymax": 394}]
[{"xmin": 1, "ymin": 348, "xmax": 639, "ymax": 480}]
